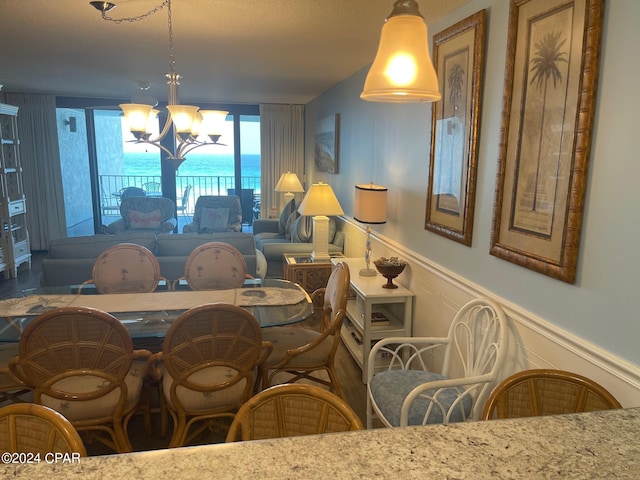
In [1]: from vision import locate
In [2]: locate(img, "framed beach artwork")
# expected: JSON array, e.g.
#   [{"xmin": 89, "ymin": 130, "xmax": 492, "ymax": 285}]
[
  {"xmin": 314, "ymin": 114, "xmax": 340, "ymax": 173},
  {"xmin": 425, "ymin": 10, "xmax": 486, "ymax": 246},
  {"xmin": 490, "ymin": 0, "xmax": 604, "ymax": 283}
]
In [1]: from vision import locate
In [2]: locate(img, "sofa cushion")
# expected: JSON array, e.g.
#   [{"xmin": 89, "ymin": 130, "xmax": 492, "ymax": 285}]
[
  {"xmin": 290, "ymin": 216, "xmax": 337, "ymax": 244},
  {"xmin": 128, "ymin": 209, "xmax": 162, "ymax": 230},
  {"xmin": 199, "ymin": 207, "xmax": 229, "ymax": 232},
  {"xmin": 284, "ymin": 211, "xmax": 300, "ymax": 240},
  {"xmin": 278, "ymin": 199, "xmax": 296, "ymax": 234},
  {"xmin": 47, "ymin": 233, "xmax": 157, "ymax": 259}
]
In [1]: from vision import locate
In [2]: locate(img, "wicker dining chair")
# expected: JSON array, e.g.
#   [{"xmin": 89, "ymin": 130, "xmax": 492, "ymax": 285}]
[
  {"xmin": 225, "ymin": 384, "xmax": 363, "ymax": 442},
  {"xmin": 78, "ymin": 243, "xmax": 169, "ymax": 294},
  {"xmin": 482, "ymin": 369, "xmax": 622, "ymax": 420},
  {"xmin": 8, "ymin": 307, "xmax": 152, "ymax": 453},
  {"xmin": 0, "ymin": 343, "xmax": 31, "ymax": 405},
  {"xmin": 176, "ymin": 241, "xmax": 252, "ymax": 291},
  {"xmin": 259, "ymin": 261, "xmax": 350, "ymax": 399},
  {"xmin": 149, "ymin": 303, "xmax": 272, "ymax": 447},
  {"xmin": 0, "ymin": 403, "xmax": 87, "ymax": 456}
]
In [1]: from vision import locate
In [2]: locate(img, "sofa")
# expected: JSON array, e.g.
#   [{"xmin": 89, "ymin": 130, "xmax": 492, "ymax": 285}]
[
  {"xmin": 41, "ymin": 231, "xmax": 265, "ymax": 287},
  {"xmin": 253, "ymin": 199, "xmax": 344, "ymax": 278}
]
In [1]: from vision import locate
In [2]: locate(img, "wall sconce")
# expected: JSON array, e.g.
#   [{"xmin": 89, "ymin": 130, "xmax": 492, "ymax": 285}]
[
  {"xmin": 354, "ymin": 183, "xmax": 388, "ymax": 276},
  {"xmin": 64, "ymin": 116, "xmax": 77, "ymax": 132}
]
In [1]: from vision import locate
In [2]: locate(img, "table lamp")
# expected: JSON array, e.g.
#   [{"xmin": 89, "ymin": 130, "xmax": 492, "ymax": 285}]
[
  {"xmin": 354, "ymin": 183, "xmax": 387, "ymax": 276},
  {"xmin": 297, "ymin": 182, "xmax": 344, "ymax": 262},
  {"xmin": 275, "ymin": 172, "xmax": 304, "ymax": 204}
]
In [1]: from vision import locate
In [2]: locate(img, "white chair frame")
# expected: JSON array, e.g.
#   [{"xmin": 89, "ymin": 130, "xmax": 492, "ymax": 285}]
[{"xmin": 366, "ymin": 298, "xmax": 508, "ymax": 428}]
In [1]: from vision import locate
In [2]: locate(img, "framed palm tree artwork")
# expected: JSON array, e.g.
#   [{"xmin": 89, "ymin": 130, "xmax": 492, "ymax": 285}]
[
  {"xmin": 425, "ymin": 10, "xmax": 486, "ymax": 246},
  {"xmin": 490, "ymin": 0, "xmax": 604, "ymax": 284}
]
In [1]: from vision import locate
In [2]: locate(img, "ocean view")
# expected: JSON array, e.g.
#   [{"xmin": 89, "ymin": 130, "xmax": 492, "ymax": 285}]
[{"xmin": 123, "ymin": 152, "xmax": 261, "ymax": 179}]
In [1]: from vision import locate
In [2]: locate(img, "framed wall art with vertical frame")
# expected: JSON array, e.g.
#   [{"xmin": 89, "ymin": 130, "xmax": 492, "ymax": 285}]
[
  {"xmin": 314, "ymin": 114, "xmax": 340, "ymax": 174},
  {"xmin": 490, "ymin": 0, "xmax": 604, "ymax": 283},
  {"xmin": 425, "ymin": 10, "xmax": 486, "ymax": 246}
]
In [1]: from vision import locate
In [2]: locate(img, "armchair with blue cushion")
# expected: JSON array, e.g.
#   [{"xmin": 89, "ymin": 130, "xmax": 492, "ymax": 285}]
[
  {"xmin": 106, "ymin": 196, "xmax": 177, "ymax": 234},
  {"xmin": 366, "ymin": 298, "xmax": 508, "ymax": 428},
  {"xmin": 182, "ymin": 195, "xmax": 243, "ymax": 233}
]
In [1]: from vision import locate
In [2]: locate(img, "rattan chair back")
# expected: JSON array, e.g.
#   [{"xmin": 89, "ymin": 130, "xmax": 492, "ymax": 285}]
[
  {"xmin": 260, "ymin": 261, "xmax": 350, "ymax": 398},
  {"xmin": 226, "ymin": 384, "xmax": 363, "ymax": 442},
  {"xmin": 0, "ymin": 403, "xmax": 87, "ymax": 455},
  {"xmin": 155, "ymin": 303, "xmax": 272, "ymax": 447},
  {"xmin": 79, "ymin": 243, "xmax": 167, "ymax": 294},
  {"xmin": 8, "ymin": 306, "xmax": 151, "ymax": 453},
  {"xmin": 180, "ymin": 242, "xmax": 249, "ymax": 290},
  {"xmin": 482, "ymin": 369, "xmax": 622, "ymax": 420}
]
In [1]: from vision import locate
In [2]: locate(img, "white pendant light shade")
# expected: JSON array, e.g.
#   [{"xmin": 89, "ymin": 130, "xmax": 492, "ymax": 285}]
[
  {"xmin": 166, "ymin": 105, "xmax": 200, "ymax": 133},
  {"xmin": 120, "ymin": 103, "xmax": 154, "ymax": 137},
  {"xmin": 199, "ymin": 110, "xmax": 229, "ymax": 138},
  {"xmin": 361, "ymin": 1, "xmax": 441, "ymax": 103}
]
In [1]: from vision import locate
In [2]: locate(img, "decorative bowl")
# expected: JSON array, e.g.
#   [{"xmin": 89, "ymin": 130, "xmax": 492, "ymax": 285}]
[{"xmin": 373, "ymin": 257, "xmax": 407, "ymax": 289}]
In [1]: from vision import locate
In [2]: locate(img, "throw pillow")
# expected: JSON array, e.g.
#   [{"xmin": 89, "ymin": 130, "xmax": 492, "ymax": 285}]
[
  {"xmin": 284, "ymin": 210, "xmax": 300, "ymax": 240},
  {"xmin": 128, "ymin": 209, "xmax": 162, "ymax": 230},
  {"xmin": 291, "ymin": 215, "xmax": 313, "ymax": 243},
  {"xmin": 199, "ymin": 207, "xmax": 230, "ymax": 232},
  {"xmin": 278, "ymin": 199, "xmax": 296, "ymax": 234}
]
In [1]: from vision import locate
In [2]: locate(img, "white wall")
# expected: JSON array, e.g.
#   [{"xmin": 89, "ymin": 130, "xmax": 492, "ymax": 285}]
[{"xmin": 304, "ymin": 0, "xmax": 640, "ymax": 404}]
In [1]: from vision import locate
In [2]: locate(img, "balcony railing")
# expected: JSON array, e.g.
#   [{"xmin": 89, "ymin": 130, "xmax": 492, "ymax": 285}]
[{"xmin": 99, "ymin": 174, "xmax": 261, "ymax": 222}]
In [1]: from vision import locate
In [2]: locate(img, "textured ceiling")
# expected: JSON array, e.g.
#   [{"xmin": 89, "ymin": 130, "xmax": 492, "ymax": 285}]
[{"xmin": 0, "ymin": 0, "xmax": 472, "ymax": 105}]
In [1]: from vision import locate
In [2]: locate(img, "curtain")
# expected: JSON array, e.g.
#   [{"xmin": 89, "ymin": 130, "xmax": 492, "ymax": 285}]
[
  {"xmin": 259, "ymin": 104, "xmax": 304, "ymax": 217},
  {"xmin": 4, "ymin": 93, "xmax": 66, "ymax": 250}
]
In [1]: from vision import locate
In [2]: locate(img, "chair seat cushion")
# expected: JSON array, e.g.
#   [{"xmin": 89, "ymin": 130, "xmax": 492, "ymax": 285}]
[
  {"xmin": 41, "ymin": 360, "xmax": 148, "ymax": 422},
  {"xmin": 162, "ymin": 365, "xmax": 248, "ymax": 412},
  {"xmin": 369, "ymin": 370, "xmax": 473, "ymax": 426},
  {"xmin": 262, "ymin": 326, "xmax": 332, "ymax": 367}
]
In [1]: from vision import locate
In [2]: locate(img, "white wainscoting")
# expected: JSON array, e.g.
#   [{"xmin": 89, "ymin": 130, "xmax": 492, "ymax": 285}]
[{"xmin": 339, "ymin": 218, "xmax": 640, "ymax": 407}]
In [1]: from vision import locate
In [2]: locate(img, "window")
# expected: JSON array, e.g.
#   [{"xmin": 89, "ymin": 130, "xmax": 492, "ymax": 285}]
[{"xmin": 56, "ymin": 99, "xmax": 260, "ymax": 235}]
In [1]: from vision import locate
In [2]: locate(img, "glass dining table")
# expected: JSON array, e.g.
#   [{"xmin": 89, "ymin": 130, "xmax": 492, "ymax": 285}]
[{"xmin": 0, "ymin": 278, "xmax": 313, "ymax": 352}]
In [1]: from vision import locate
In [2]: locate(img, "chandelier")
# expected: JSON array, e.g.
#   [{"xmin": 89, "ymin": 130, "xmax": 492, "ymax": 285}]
[{"xmin": 90, "ymin": 0, "xmax": 228, "ymax": 170}]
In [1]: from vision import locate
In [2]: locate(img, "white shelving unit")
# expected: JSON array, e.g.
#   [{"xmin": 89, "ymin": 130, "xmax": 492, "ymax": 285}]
[
  {"xmin": 0, "ymin": 103, "xmax": 31, "ymax": 278},
  {"xmin": 333, "ymin": 257, "xmax": 414, "ymax": 383}
]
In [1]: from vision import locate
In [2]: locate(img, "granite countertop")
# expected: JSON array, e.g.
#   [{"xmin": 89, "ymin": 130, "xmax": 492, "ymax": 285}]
[{"xmin": 3, "ymin": 407, "xmax": 640, "ymax": 479}]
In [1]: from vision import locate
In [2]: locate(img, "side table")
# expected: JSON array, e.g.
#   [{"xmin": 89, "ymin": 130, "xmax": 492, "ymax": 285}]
[{"xmin": 283, "ymin": 253, "xmax": 346, "ymax": 295}]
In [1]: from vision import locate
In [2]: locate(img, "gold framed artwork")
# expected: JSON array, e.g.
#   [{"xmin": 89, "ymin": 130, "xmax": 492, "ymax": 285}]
[
  {"xmin": 425, "ymin": 10, "xmax": 486, "ymax": 246},
  {"xmin": 490, "ymin": 0, "xmax": 604, "ymax": 283},
  {"xmin": 314, "ymin": 114, "xmax": 340, "ymax": 173}
]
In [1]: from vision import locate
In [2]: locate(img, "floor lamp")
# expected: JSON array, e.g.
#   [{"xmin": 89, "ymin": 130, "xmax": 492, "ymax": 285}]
[
  {"xmin": 297, "ymin": 182, "xmax": 344, "ymax": 262},
  {"xmin": 354, "ymin": 183, "xmax": 387, "ymax": 276}
]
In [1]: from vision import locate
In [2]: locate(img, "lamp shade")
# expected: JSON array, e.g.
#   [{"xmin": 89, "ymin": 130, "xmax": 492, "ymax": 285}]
[
  {"xmin": 354, "ymin": 183, "xmax": 387, "ymax": 224},
  {"xmin": 361, "ymin": 0, "xmax": 441, "ymax": 103},
  {"xmin": 274, "ymin": 172, "xmax": 304, "ymax": 194},
  {"xmin": 297, "ymin": 182, "xmax": 344, "ymax": 216}
]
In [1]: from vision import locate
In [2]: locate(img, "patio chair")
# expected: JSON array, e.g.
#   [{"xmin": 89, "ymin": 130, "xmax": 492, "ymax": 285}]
[
  {"xmin": 225, "ymin": 384, "xmax": 363, "ymax": 442},
  {"xmin": 0, "ymin": 403, "xmax": 87, "ymax": 456},
  {"xmin": 366, "ymin": 298, "xmax": 508, "ymax": 428},
  {"xmin": 482, "ymin": 369, "xmax": 622, "ymax": 420},
  {"xmin": 176, "ymin": 184, "xmax": 192, "ymax": 215},
  {"xmin": 8, "ymin": 306, "xmax": 152, "ymax": 453}
]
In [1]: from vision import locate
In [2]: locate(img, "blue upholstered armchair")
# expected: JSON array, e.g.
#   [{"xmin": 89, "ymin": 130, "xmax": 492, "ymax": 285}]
[
  {"xmin": 182, "ymin": 195, "xmax": 243, "ymax": 233},
  {"xmin": 106, "ymin": 196, "xmax": 177, "ymax": 234}
]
